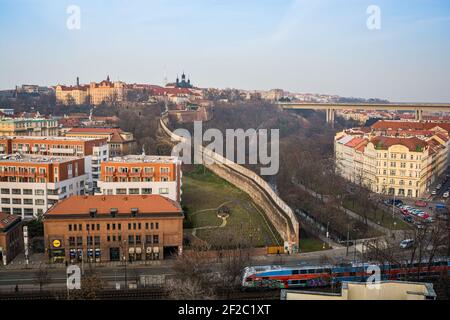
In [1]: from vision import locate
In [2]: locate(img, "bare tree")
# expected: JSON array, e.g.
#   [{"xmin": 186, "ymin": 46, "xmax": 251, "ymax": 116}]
[{"xmin": 33, "ymin": 265, "xmax": 51, "ymax": 292}]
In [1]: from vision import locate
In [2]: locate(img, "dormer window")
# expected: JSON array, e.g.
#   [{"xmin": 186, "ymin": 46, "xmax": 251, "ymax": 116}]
[
  {"xmin": 131, "ymin": 208, "xmax": 138, "ymax": 217},
  {"xmin": 110, "ymin": 208, "xmax": 118, "ymax": 217},
  {"xmin": 89, "ymin": 208, "xmax": 97, "ymax": 218}
]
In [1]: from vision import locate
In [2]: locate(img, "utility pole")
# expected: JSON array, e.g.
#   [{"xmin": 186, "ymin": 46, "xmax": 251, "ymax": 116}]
[{"xmin": 346, "ymin": 224, "xmax": 350, "ymax": 256}]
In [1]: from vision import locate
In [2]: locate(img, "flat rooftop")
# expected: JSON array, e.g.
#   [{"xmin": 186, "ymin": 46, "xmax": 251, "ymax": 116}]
[
  {"xmin": 0, "ymin": 154, "xmax": 81, "ymax": 164},
  {"xmin": 107, "ymin": 155, "xmax": 180, "ymax": 164}
]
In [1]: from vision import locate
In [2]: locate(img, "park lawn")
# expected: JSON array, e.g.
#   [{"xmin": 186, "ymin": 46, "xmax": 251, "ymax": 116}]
[
  {"xmin": 182, "ymin": 165, "xmax": 282, "ymax": 248},
  {"xmin": 299, "ymin": 238, "xmax": 330, "ymax": 253},
  {"xmin": 343, "ymin": 199, "xmax": 411, "ymax": 230}
]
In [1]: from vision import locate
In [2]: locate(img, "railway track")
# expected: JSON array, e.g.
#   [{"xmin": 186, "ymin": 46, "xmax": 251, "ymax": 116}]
[{"xmin": 0, "ymin": 288, "xmax": 281, "ymax": 300}]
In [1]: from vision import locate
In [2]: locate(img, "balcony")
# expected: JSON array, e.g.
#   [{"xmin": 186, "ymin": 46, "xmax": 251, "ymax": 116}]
[
  {"xmin": 142, "ymin": 171, "xmax": 154, "ymax": 177},
  {"xmin": 129, "ymin": 171, "xmax": 141, "ymax": 177},
  {"xmin": 116, "ymin": 171, "xmax": 128, "ymax": 177}
]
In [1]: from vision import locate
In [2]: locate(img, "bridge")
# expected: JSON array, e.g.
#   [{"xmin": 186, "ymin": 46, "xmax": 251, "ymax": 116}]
[{"xmin": 278, "ymin": 102, "xmax": 450, "ymax": 124}]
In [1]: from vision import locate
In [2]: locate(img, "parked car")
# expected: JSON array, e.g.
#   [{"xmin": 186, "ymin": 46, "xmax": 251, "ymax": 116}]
[
  {"xmin": 400, "ymin": 239, "xmax": 414, "ymax": 249},
  {"xmin": 443, "ymin": 191, "xmax": 449, "ymax": 198},
  {"xmin": 425, "ymin": 216, "xmax": 434, "ymax": 223},
  {"xmin": 415, "ymin": 222, "xmax": 425, "ymax": 229},
  {"xmin": 403, "ymin": 216, "xmax": 414, "ymax": 223},
  {"xmin": 431, "ymin": 190, "xmax": 437, "ymax": 195},
  {"xmin": 437, "ymin": 184, "xmax": 442, "ymax": 190},
  {"xmin": 415, "ymin": 200, "xmax": 428, "ymax": 207}
]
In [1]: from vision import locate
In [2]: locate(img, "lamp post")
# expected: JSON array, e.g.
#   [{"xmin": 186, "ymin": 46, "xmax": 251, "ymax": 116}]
[{"xmin": 123, "ymin": 239, "xmax": 128, "ymax": 289}]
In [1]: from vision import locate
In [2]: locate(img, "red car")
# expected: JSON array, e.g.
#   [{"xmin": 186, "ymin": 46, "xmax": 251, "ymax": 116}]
[
  {"xmin": 415, "ymin": 200, "xmax": 428, "ymax": 207},
  {"xmin": 400, "ymin": 209, "xmax": 409, "ymax": 215}
]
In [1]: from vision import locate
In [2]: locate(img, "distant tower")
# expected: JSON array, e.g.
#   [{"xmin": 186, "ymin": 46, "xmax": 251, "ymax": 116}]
[
  {"xmin": 176, "ymin": 75, "xmax": 179, "ymax": 85},
  {"xmin": 106, "ymin": 75, "xmax": 110, "ymax": 82},
  {"xmin": 76, "ymin": 76, "xmax": 79, "ymax": 87}
]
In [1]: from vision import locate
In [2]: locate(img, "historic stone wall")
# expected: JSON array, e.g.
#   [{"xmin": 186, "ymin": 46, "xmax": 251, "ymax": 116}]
[{"xmin": 159, "ymin": 114, "xmax": 300, "ymax": 251}]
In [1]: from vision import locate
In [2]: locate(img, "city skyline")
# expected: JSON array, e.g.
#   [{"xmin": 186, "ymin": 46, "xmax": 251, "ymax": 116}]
[{"xmin": 1, "ymin": 0, "xmax": 450, "ymax": 102}]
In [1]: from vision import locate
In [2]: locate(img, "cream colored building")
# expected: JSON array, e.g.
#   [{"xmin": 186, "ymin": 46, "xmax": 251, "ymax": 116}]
[
  {"xmin": 0, "ymin": 117, "xmax": 59, "ymax": 136},
  {"xmin": 281, "ymin": 281, "xmax": 437, "ymax": 300},
  {"xmin": 55, "ymin": 76, "xmax": 125, "ymax": 106},
  {"xmin": 335, "ymin": 131, "xmax": 449, "ymax": 198},
  {"xmin": 55, "ymin": 85, "xmax": 88, "ymax": 105}
]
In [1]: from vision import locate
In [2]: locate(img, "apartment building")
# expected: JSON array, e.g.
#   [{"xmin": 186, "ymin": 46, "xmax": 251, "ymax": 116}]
[
  {"xmin": 0, "ymin": 136, "xmax": 109, "ymax": 191},
  {"xmin": 0, "ymin": 117, "xmax": 59, "ymax": 136},
  {"xmin": 43, "ymin": 195, "xmax": 183, "ymax": 263},
  {"xmin": 335, "ymin": 129, "xmax": 449, "ymax": 198},
  {"xmin": 65, "ymin": 128, "xmax": 136, "ymax": 156},
  {"xmin": 0, "ymin": 212, "xmax": 23, "ymax": 265},
  {"xmin": 0, "ymin": 154, "xmax": 88, "ymax": 219},
  {"xmin": 96, "ymin": 155, "xmax": 182, "ymax": 202}
]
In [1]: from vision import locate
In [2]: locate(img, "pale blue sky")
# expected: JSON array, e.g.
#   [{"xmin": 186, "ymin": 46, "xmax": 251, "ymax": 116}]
[{"xmin": 1, "ymin": 0, "xmax": 450, "ymax": 102}]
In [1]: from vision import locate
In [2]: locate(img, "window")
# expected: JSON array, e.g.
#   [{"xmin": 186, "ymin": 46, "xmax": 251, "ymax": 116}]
[
  {"xmin": 128, "ymin": 235, "xmax": 134, "ymax": 244},
  {"xmin": 160, "ymin": 167, "xmax": 169, "ymax": 174},
  {"xmin": 107, "ymin": 224, "xmax": 110, "ymax": 230},
  {"xmin": 24, "ymin": 199, "xmax": 33, "ymax": 205},
  {"xmin": 1, "ymin": 189, "xmax": 10, "ymax": 194},
  {"xmin": 1, "ymin": 198, "xmax": 10, "ymax": 204},
  {"xmin": 24, "ymin": 208, "xmax": 33, "ymax": 216},
  {"xmin": 13, "ymin": 208, "xmax": 22, "ymax": 215},
  {"xmin": 12, "ymin": 189, "xmax": 21, "ymax": 195},
  {"xmin": 35, "ymin": 199, "xmax": 45, "ymax": 205},
  {"xmin": 155, "ymin": 222, "xmax": 159, "ymax": 230},
  {"xmin": 153, "ymin": 235, "xmax": 159, "ymax": 244},
  {"xmin": 23, "ymin": 189, "xmax": 32, "ymax": 195},
  {"xmin": 129, "ymin": 188, "xmax": 139, "ymax": 195},
  {"xmin": 69, "ymin": 237, "xmax": 75, "ymax": 246},
  {"xmin": 2, "ymin": 208, "xmax": 11, "ymax": 214},
  {"xmin": 159, "ymin": 188, "xmax": 169, "ymax": 195},
  {"xmin": 69, "ymin": 224, "xmax": 72, "ymax": 231},
  {"xmin": 118, "ymin": 223, "xmax": 121, "ymax": 230},
  {"xmin": 136, "ymin": 235, "xmax": 141, "ymax": 244},
  {"xmin": 142, "ymin": 188, "xmax": 152, "ymax": 195},
  {"xmin": 116, "ymin": 188, "xmax": 126, "ymax": 195},
  {"xmin": 12, "ymin": 199, "xmax": 21, "ymax": 204},
  {"xmin": 35, "ymin": 189, "xmax": 44, "ymax": 195}
]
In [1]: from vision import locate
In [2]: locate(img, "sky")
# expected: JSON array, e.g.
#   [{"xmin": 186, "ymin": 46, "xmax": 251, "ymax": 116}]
[{"xmin": 1, "ymin": 0, "xmax": 450, "ymax": 102}]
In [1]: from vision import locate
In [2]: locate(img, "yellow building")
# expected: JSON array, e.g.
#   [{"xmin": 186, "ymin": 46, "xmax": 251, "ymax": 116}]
[
  {"xmin": 55, "ymin": 76, "xmax": 125, "ymax": 106},
  {"xmin": 55, "ymin": 85, "xmax": 88, "ymax": 105},
  {"xmin": 335, "ymin": 131, "xmax": 449, "ymax": 198},
  {"xmin": 281, "ymin": 281, "xmax": 437, "ymax": 300}
]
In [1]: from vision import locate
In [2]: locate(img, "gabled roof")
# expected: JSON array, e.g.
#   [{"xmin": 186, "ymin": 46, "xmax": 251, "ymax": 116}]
[{"xmin": 0, "ymin": 212, "xmax": 21, "ymax": 230}]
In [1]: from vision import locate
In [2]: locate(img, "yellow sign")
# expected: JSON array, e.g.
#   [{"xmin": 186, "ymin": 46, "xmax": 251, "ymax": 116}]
[{"xmin": 52, "ymin": 239, "xmax": 61, "ymax": 248}]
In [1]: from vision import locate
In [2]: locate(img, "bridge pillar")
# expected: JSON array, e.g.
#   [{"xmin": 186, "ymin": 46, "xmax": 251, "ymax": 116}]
[
  {"xmin": 415, "ymin": 109, "xmax": 423, "ymax": 121},
  {"xmin": 326, "ymin": 108, "xmax": 335, "ymax": 125}
]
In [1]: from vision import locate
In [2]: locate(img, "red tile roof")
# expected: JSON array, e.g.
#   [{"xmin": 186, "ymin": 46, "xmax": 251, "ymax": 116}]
[
  {"xmin": 344, "ymin": 137, "xmax": 366, "ymax": 148},
  {"xmin": 370, "ymin": 136, "xmax": 427, "ymax": 152},
  {"xmin": 0, "ymin": 212, "xmax": 21, "ymax": 230},
  {"xmin": 45, "ymin": 195, "xmax": 182, "ymax": 216},
  {"xmin": 67, "ymin": 127, "xmax": 122, "ymax": 134},
  {"xmin": 372, "ymin": 120, "xmax": 450, "ymax": 132}
]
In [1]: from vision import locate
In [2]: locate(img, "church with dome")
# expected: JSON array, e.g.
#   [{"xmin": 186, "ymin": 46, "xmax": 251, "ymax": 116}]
[{"xmin": 166, "ymin": 72, "xmax": 194, "ymax": 89}]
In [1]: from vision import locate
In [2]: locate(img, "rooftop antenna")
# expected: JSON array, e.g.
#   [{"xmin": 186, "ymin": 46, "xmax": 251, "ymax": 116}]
[{"xmin": 163, "ymin": 65, "xmax": 168, "ymax": 86}]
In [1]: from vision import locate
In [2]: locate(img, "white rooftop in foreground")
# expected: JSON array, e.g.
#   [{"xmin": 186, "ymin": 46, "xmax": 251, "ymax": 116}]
[{"xmin": 281, "ymin": 281, "xmax": 437, "ymax": 300}]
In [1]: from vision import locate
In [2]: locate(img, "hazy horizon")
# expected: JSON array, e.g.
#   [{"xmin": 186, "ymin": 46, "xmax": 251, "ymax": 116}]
[{"xmin": 1, "ymin": 0, "xmax": 450, "ymax": 102}]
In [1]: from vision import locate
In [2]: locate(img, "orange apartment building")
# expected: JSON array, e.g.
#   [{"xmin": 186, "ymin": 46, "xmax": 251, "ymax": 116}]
[
  {"xmin": 0, "ymin": 212, "xmax": 23, "ymax": 265},
  {"xmin": 0, "ymin": 136, "xmax": 109, "ymax": 190},
  {"xmin": 43, "ymin": 195, "xmax": 183, "ymax": 263},
  {"xmin": 96, "ymin": 155, "xmax": 182, "ymax": 202},
  {"xmin": 0, "ymin": 154, "xmax": 88, "ymax": 218}
]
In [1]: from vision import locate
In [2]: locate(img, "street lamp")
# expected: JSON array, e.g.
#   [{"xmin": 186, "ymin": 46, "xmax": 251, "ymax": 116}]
[{"xmin": 123, "ymin": 239, "xmax": 128, "ymax": 289}]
